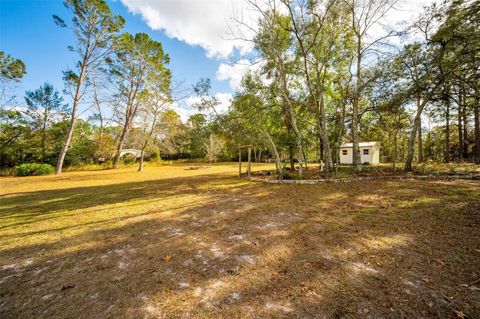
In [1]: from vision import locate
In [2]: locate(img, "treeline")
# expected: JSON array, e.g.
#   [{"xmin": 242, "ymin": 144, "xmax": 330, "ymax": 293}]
[
  {"xmin": 2, "ymin": 0, "xmax": 175, "ymax": 173},
  {"xmin": 1, "ymin": 0, "xmax": 479, "ymax": 176},
  {"xmin": 217, "ymin": 0, "xmax": 479, "ymax": 174},
  {"xmin": 0, "ymin": 100, "xmax": 234, "ymax": 169},
  {"xmin": 1, "ymin": 0, "xmax": 189, "ymax": 172}
]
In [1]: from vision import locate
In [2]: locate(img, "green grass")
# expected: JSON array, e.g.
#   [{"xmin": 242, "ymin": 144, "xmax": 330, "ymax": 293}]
[{"xmin": 0, "ymin": 163, "xmax": 479, "ymax": 318}]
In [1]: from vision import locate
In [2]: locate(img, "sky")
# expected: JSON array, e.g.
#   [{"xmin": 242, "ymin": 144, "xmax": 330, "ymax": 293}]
[{"xmin": 0, "ymin": 0, "xmax": 435, "ymax": 121}]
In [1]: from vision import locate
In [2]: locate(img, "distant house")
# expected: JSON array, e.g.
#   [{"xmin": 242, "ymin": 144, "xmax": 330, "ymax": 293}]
[{"xmin": 339, "ymin": 142, "xmax": 380, "ymax": 165}]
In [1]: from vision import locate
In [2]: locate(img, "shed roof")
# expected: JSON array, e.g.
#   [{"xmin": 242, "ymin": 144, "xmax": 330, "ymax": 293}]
[{"xmin": 340, "ymin": 142, "xmax": 379, "ymax": 148}]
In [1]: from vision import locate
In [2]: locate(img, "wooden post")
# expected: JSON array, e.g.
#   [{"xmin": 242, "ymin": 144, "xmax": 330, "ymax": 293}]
[
  {"xmin": 247, "ymin": 146, "xmax": 252, "ymax": 177},
  {"xmin": 238, "ymin": 148, "xmax": 242, "ymax": 177}
]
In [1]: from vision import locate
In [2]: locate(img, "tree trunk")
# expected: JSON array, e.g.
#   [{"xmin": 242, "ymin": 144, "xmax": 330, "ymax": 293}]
[
  {"xmin": 458, "ymin": 94, "xmax": 464, "ymax": 162},
  {"xmin": 417, "ymin": 125, "xmax": 423, "ymax": 163},
  {"xmin": 417, "ymin": 109, "xmax": 423, "ymax": 163},
  {"xmin": 98, "ymin": 116, "xmax": 104, "ymax": 158},
  {"xmin": 318, "ymin": 134, "xmax": 323, "ymax": 167},
  {"xmin": 445, "ymin": 100, "xmax": 450, "ymax": 163},
  {"xmin": 462, "ymin": 93, "xmax": 468, "ymax": 160},
  {"xmin": 289, "ymin": 145, "xmax": 294, "ymax": 170},
  {"xmin": 319, "ymin": 125, "xmax": 334, "ymax": 172},
  {"xmin": 351, "ymin": 109, "xmax": 361, "ymax": 170},
  {"xmin": 475, "ymin": 89, "xmax": 480, "ymax": 163},
  {"xmin": 406, "ymin": 98, "xmax": 429, "ymax": 172},
  {"xmin": 290, "ymin": 111, "xmax": 304, "ymax": 175},
  {"xmin": 55, "ymin": 40, "xmax": 90, "ymax": 174},
  {"xmin": 393, "ymin": 130, "xmax": 398, "ymax": 171},
  {"xmin": 56, "ymin": 118, "xmax": 76, "ymax": 173},
  {"xmin": 302, "ymin": 146, "xmax": 308, "ymax": 170},
  {"xmin": 268, "ymin": 137, "xmax": 282, "ymax": 173},
  {"xmin": 277, "ymin": 60, "xmax": 304, "ymax": 175},
  {"xmin": 138, "ymin": 149, "xmax": 145, "ymax": 172},
  {"xmin": 42, "ymin": 117, "xmax": 47, "ymax": 163},
  {"xmin": 352, "ymin": 32, "xmax": 362, "ymax": 172},
  {"xmin": 209, "ymin": 133, "xmax": 213, "ymax": 166},
  {"xmin": 258, "ymin": 126, "xmax": 282, "ymax": 175},
  {"xmin": 316, "ymin": 89, "xmax": 333, "ymax": 172},
  {"xmin": 113, "ymin": 123, "xmax": 129, "ymax": 168},
  {"xmin": 93, "ymin": 80, "xmax": 104, "ymax": 159},
  {"xmin": 406, "ymin": 118, "xmax": 420, "ymax": 172}
]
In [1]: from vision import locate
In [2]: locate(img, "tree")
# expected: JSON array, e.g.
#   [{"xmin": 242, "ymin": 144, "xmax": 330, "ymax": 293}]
[
  {"xmin": 0, "ymin": 51, "xmax": 26, "ymax": 82},
  {"xmin": 53, "ymin": 0, "xmax": 124, "ymax": 174},
  {"xmin": 392, "ymin": 43, "xmax": 445, "ymax": 172},
  {"xmin": 253, "ymin": 6, "xmax": 306, "ymax": 175},
  {"xmin": 384, "ymin": 1, "xmax": 468, "ymax": 171},
  {"xmin": 281, "ymin": 0, "xmax": 355, "ymax": 172},
  {"xmin": 109, "ymin": 32, "xmax": 170, "ymax": 168},
  {"xmin": 227, "ymin": 72, "xmax": 284, "ymax": 174},
  {"xmin": 24, "ymin": 83, "xmax": 68, "ymax": 162},
  {"xmin": 345, "ymin": 0, "xmax": 400, "ymax": 172},
  {"xmin": 191, "ymin": 78, "xmax": 229, "ymax": 166},
  {"xmin": 156, "ymin": 109, "xmax": 188, "ymax": 158},
  {"xmin": 136, "ymin": 70, "xmax": 172, "ymax": 172},
  {"xmin": 186, "ymin": 114, "xmax": 208, "ymax": 158},
  {"xmin": 192, "ymin": 78, "xmax": 220, "ymax": 116},
  {"xmin": 88, "ymin": 69, "xmax": 112, "ymax": 162},
  {"xmin": 0, "ymin": 51, "xmax": 27, "ymax": 108},
  {"xmin": 369, "ymin": 60, "xmax": 411, "ymax": 169},
  {"xmin": 0, "ymin": 109, "xmax": 32, "ymax": 167},
  {"xmin": 433, "ymin": 0, "xmax": 480, "ymax": 162},
  {"xmin": 204, "ymin": 133, "xmax": 225, "ymax": 165}
]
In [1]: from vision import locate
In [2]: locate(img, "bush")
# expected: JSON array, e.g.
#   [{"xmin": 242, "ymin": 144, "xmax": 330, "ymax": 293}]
[
  {"xmin": 122, "ymin": 154, "xmax": 136, "ymax": 165},
  {"xmin": 0, "ymin": 167, "xmax": 16, "ymax": 176},
  {"xmin": 15, "ymin": 163, "xmax": 55, "ymax": 176}
]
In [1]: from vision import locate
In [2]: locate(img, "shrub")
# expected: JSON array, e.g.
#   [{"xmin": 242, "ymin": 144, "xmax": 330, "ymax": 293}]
[
  {"xmin": 415, "ymin": 163, "xmax": 431, "ymax": 175},
  {"xmin": 122, "ymin": 154, "xmax": 136, "ymax": 165},
  {"xmin": 0, "ymin": 167, "xmax": 16, "ymax": 176},
  {"xmin": 15, "ymin": 163, "xmax": 55, "ymax": 176}
]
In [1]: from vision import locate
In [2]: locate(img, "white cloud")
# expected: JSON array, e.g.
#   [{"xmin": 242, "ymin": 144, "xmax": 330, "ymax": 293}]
[
  {"xmin": 120, "ymin": 0, "xmax": 437, "ymax": 60},
  {"xmin": 216, "ymin": 59, "xmax": 260, "ymax": 91},
  {"xmin": 215, "ymin": 92, "xmax": 234, "ymax": 113},
  {"xmin": 120, "ymin": 0, "xmax": 258, "ymax": 58},
  {"xmin": 169, "ymin": 102, "xmax": 193, "ymax": 123},
  {"xmin": 394, "ymin": 0, "xmax": 437, "ymax": 24}
]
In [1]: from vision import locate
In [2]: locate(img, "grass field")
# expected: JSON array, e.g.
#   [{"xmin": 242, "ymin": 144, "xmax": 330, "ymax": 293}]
[{"xmin": 1, "ymin": 163, "xmax": 479, "ymax": 318}]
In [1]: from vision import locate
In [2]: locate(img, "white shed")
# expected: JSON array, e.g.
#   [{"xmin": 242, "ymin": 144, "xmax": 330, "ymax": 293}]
[{"xmin": 339, "ymin": 142, "xmax": 380, "ymax": 165}]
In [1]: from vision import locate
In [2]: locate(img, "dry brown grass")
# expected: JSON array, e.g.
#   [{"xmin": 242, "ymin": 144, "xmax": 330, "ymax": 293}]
[{"xmin": 1, "ymin": 163, "xmax": 479, "ymax": 318}]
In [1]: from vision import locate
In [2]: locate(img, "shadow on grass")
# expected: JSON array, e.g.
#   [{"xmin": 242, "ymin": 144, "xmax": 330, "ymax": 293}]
[
  {"xmin": 0, "ymin": 173, "xmax": 244, "ymax": 225},
  {"xmin": 0, "ymin": 175, "xmax": 479, "ymax": 318}
]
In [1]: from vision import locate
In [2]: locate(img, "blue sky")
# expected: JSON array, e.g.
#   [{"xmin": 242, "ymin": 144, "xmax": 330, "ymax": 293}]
[{"xmin": 0, "ymin": 0, "xmax": 239, "ymax": 120}]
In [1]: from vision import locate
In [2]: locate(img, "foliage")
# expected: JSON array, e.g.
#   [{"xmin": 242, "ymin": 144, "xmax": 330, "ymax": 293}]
[
  {"xmin": 24, "ymin": 83, "xmax": 69, "ymax": 162},
  {"xmin": 0, "ymin": 51, "xmax": 26, "ymax": 81},
  {"xmin": 15, "ymin": 163, "xmax": 54, "ymax": 176},
  {"xmin": 108, "ymin": 31, "xmax": 171, "ymax": 168}
]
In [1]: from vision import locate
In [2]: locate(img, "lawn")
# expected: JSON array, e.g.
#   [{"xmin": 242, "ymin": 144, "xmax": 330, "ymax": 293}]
[{"xmin": 1, "ymin": 163, "xmax": 479, "ymax": 318}]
